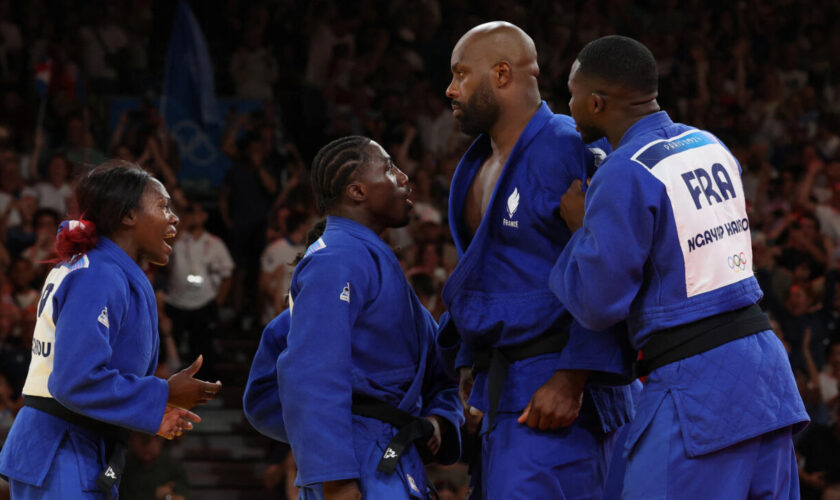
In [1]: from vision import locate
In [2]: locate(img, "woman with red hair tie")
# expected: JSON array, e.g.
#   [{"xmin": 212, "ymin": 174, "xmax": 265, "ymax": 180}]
[{"xmin": 0, "ymin": 160, "xmax": 222, "ymax": 499}]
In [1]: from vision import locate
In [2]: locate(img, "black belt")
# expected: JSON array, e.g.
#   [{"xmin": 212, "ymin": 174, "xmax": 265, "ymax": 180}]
[
  {"xmin": 471, "ymin": 330, "xmax": 570, "ymax": 428},
  {"xmin": 351, "ymin": 394, "xmax": 436, "ymax": 474},
  {"xmin": 24, "ymin": 396, "xmax": 130, "ymax": 500},
  {"xmin": 635, "ymin": 304, "xmax": 771, "ymax": 377}
]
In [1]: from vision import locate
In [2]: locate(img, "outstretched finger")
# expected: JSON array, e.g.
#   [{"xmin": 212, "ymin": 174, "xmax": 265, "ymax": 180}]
[
  {"xmin": 199, "ymin": 380, "xmax": 222, "ymax": 393},
  {"xmin": 177, "ymin": 408, "xmax": 202, "ymax": 423},
  {"xmin": 517, "ymin": 401, "xmax": 531, "ymax": 425}
]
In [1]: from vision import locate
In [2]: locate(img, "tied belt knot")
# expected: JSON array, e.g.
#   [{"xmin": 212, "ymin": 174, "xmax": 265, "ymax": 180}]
[
  {"xmin": 351, "ymin": 394, "xmax": 436, "ymax": 474},
  {"xmin": 635, "ymin": 303, "xmax": 771, "ymax": 378},
  {"xmin": 23, "ymin": 395, "xmax": 129, "ymax": 500},
  {"xmin": 471, "ymin": 330, "xmax": 570, "ymax": 428}
]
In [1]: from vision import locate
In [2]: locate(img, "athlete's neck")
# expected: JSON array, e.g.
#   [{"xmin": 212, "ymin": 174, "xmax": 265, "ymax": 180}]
[{"xmin": 488, "ymin": 101, "xmax": 540, "ymax": 158}]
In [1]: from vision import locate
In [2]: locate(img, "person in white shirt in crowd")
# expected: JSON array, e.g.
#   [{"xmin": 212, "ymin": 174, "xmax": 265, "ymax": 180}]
[
  {"xmin": 33, "ymin": 155, "xmax": 74, "ymax": 217},
  {"xmin": 258, "ymin": 210, "xmax": 310, "ymax": 325},
  {"xmin": 797, "ymin": 156, "xmax": 840, "ymax": 245},
  {"xmin": 0, "ymin": 153, "xmax": 24, "ymax": 231},
  {"xmin": 229, "ymin": 27, "xmax": 279, "ymax": 101},
  {"xmin": 164, "ymin": 199, "xmax": 234, "ymax": 381}
]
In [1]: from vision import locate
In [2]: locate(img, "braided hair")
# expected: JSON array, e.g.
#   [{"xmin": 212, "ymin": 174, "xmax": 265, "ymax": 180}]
[{"xmin": 309, "ymin": 135, "xmax": 371, "ymax": 213}]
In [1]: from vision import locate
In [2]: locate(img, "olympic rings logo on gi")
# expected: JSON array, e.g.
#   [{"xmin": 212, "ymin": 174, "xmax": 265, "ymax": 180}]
[{"xmin": 727, "ymin": 252, "xmax": 747, "ymax": 272}]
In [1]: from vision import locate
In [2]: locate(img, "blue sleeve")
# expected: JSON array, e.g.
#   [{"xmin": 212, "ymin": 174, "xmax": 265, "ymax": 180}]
[
  {"xmin": 276, "ymin": 249, "xmax": 373, "ymax": 485},
  {"xmin": 588, "ymin": 380, "xmax": 639, "ymax": 433},
  {"xmin": 243, "ymin": 312, "xmax": 290, "ymax": 442},
  {"xmin": 550, "ymin": 160, "xmax": 659, "ymax": 331},
  {"xmin": 48, "ymin": 267, "xmax": 168, "ymax": 434},
  {"xmin": 419, "ymin": 310, "xmax": 464, "ymax": 465},
  {"xmin": 555, "ymin": 320, "xmax": 636, "ymax": 383},
  {"xmin": 528, "ymin": 139, "xmax": 579, "ymax": 228}
]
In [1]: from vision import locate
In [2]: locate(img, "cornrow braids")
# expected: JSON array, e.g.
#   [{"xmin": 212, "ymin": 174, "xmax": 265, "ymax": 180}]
[{"xmin": 310, "ymin": 135, "xmax": 372, "ymax": 213}]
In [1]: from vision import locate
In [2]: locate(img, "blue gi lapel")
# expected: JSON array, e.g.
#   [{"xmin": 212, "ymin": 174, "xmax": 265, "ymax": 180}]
[
  {"xmin": 443, "ymin": 101, "xmax": 553, "ymax": 301},
  {"xmin": 98, "ymin": 237, "xmax": 159, "ymax": 359}
]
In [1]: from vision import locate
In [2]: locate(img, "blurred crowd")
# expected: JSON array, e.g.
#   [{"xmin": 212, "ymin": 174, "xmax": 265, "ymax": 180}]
[{"xmin": 2, "ymin": 0, "xmax": 840, "ymax": 497}]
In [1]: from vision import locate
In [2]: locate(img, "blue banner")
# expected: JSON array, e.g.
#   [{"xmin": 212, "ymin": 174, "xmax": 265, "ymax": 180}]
[{"xmin": 155, "ymin": 0, "xmax": 263, "ymax": 188}]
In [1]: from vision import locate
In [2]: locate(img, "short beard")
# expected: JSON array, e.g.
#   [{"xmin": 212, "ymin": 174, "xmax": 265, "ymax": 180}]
[
  {"xmin": 577, "ymin": 122, "xmax": 605, "ymax": 145},
  {"xmin": 456, "ymin": 79, "xmax": 500, "ymax": 136}
]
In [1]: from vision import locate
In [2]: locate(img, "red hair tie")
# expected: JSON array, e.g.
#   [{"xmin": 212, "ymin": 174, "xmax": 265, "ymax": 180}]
[{"xmin": 53, "ymin": 219, "xmax": 98, "ymax": 262}]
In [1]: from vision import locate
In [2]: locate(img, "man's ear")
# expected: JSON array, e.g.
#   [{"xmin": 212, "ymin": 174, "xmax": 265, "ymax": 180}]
[
  {"xmin": 122, "ymin": 210, "xmax": 137, "ymax": 228},
  {"xmin": 493, "ymin": 61, "xmax": 513, "ymax": 88},
  {"xmin": 590, "ymin": 92, "xmax": 606, "ymax": 115},
  {"xmin": 346, "ymin": 182, "xmax": 367, "ymax": 203}
]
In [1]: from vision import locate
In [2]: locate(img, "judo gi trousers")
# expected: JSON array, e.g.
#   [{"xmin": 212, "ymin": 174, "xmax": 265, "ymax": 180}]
[
  {"xmin": 10, "ymin": 432, "xmax": 117, "ymax": 499},
  {"xmin": 622, "ymin": 394, "xmax": 799, "ymax": 499},
  {"xmin": 479, "ymin": 411, "xmax": 614, "ymax": 500},
  {"xmin": 297, "ymin": 436, "xmax": 428, "ymax": 500}
]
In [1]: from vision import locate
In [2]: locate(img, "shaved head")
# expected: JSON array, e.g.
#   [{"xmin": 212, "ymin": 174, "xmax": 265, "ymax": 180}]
[
  {"xmin": 451, "ymin": 21, "xmax": 539, "ymax": 81},
  {"xmin": 447, "ymin": 21, "xmax": 541, "ymax": 136}
]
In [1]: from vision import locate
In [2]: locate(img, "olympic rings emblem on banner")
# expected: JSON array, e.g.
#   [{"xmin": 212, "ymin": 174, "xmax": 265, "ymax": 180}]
[{"xmin": 727, "ymin": 252, "xmax": 747, "ymax": 272}]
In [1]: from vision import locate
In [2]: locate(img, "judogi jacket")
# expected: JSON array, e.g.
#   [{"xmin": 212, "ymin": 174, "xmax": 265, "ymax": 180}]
[
  {"xmin": 277, "ymin": 216, "xmax": 463, "ymax": 492},
  {"xmin": 0, "ymin": 237, "xmax": 168, "ymax": 488},
  {"xmin": 438, "ymin": 102, "xmax": 636, "ymax": 433},
  {"xmin": 550, "ymin": 111, "xmax": 809, "ymax": 456}
]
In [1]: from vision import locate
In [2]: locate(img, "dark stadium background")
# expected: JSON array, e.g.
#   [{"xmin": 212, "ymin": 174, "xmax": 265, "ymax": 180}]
[{"xmin": 0, "ymin": 0, "xmax": 839, "ymax": 498}]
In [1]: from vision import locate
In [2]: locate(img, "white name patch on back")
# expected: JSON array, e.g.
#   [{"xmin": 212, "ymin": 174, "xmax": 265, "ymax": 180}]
[{"xmin": 632, "ymin": 130, "xmax": 753, "ymax": 297}]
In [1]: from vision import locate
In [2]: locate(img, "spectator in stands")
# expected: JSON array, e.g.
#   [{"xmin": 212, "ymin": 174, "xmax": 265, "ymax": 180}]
[
  {"xmin": 417, "ymin": 91, "xmax": 457, "ymax": 157},
  {"xmin": 3, "ymin": 187, "xmax": 38, "ymax": 257},
  {"xmin": 797, "ymin": 404, "xmax": 840, "ymax": 500},
  {"xmin": 119, "ymin": 432, "xmax": 190, "ymax": 500},
  {"xmin": 164, "ymin": 199, "xmax": 234, "ymax": 380},
  {"xmin": 258, "ymin": 210, "xmax": 309, "ymax": 325},
  {"xmin": 798, "ymin": 157, "xmax": 840, "ymax": 245},
  {"xmin": 58, "ymin": 114, "xmax": 107, "ymax": 168},
  {"xmin": 21, "ymin": 208, "xmax": 60, "ymax": 281},
  {"xmin": 77, "ymin": 5, "xmax": 129, "ymax": 93},
  {"xmin": 822, "ymin": 340, "xmax": 840, "ymax": 423},
  {"xmin": 220, "ymin": 131, "xmax": 278, "ymax": 328},
  {"xmin": 757, "ymin": 258, "xmax": 836, "ymax": 374},
  {"xmin": 33, "ymin": 155, "xmax": 74, "ymax": 217},
  {"xmin": 4, "ymin": 257, "xmax": 39, "ymax": 320},
  {"xmin": 230, "ymin": 27, "xmax": 279, "ymax": 101}
]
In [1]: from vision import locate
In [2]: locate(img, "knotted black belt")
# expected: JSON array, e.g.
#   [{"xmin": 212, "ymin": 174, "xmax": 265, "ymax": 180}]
[
  {"xmin": 24, "ymin": 395, "xmax": 130, "ymax": 500},
  {"xmin": 351, "ymin": 394, "xmax": 436, "ymax": 474},
  {"xmin": 471, "ymin": 330, "xmax": 570, "ymax": 428},
  {"xmin": 635, "ymin": 303, "xmax": 771, "ymax": 377}
]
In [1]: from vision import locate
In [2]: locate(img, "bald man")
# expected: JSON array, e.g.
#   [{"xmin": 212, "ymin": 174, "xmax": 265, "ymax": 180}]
[
  {"xmin": 436, "ymin": 22, "xmax": 637, "ymax": 499},
  {"xmin": 551, "ymin": 36, "xmax": 808, "ymax": 499}
]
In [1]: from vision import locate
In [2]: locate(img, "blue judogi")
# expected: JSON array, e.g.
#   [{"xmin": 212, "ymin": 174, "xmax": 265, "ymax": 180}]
[
  {"xmin": 243, "ymin": 310, "xmax": 291, "ymax": 443},
  {"xmin": 550, "ymin": 111, "xmax": 809, "ymax": 499},
  {"xmin": 277, "ymin": 216, "xmax": 463, "ymax": 499},
  {"xmin": 0, "ymin": 237, "xmax": 169, "ymax": 499},
  {"xmin": 438, "ymin": 102, "xmax": 636, "ymax": 499}
]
